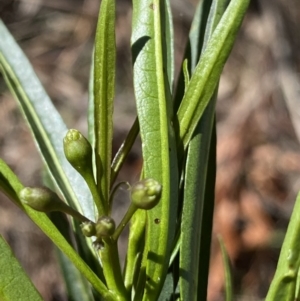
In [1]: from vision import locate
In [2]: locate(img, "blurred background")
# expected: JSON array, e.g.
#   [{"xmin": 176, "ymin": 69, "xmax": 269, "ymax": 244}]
[{"xmin": 0, "ymin": 0, "xmax": 300, "ymax": 300}]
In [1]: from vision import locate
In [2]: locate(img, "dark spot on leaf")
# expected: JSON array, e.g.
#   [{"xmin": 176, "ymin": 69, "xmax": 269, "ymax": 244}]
[
  {"xmin": 154, "ymin": 218, "xmax": 160, "ymax": 224},
  {"xmin": 149, "ymin": 3, "xmax": 155, "ymax": 10}
]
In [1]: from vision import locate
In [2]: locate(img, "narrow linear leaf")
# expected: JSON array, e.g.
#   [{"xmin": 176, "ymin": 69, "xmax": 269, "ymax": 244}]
[
  {"xmin": 0, "ymin": 235, "xmax": 43, "ymax": 301},
  {"xmin": 50, "ymin": 212, "xmax": 96, "ymax": 301},
  {"xmin": 179, "ymin": 105, "xmax": 215, "ymax": 300},
  {"xmin": 0, "ymin": 20, "xmax": 94, "ymax": 221},
  {"xmin": 0, "ymin": 25, "xmax": 98, "ymax": 280},
  {"xmin": 131, "ymin": 0, "xmax": 178, "ymax": 299},
  {"xmin": 171, "ymin": 0, "xmax": 215, "ymax": 276},
  {"xmin": 88, "ymin": 52, "xmax": 95, "ymax": 146},
  {"xmin": 173, "ymin": 0, "xmax": 212, "ymax": 112},
  {"xmin": 189, "ymin": 0, "xmax": 213, "ymax": 71},
  {"xmin": 196, "ymin": 121, "xmax": 217, "ymax": 301},
  {"xmin": 57, "ymin": 250, "xmax": 95, "ymax": 301},
  {"xmin": 265, "ymin": 192, "xmax": 300, "ymax": 301},
  {"xmin": 179, "ymin": 1, "xmax": 228, "ymax": 298},
  {"xmin": 164, "ymin": 0, "xmax": 174, "ymax": 92},
  {"xmin": 0, "ymin": 159, "xmax": 116, "ymax": 301},
  {"xmin": 93, "ymin": 4, "xmax": 128, "ymax": 299},
  {"xmin": 295, "ymin": 268, "xmax": 300, "ymax": 300},
  {"xmin": 111, "ymin": 0, "xmax": 174, "ymax": 187},
  {"xmin": 157, "ymin": 272, "xmax": 174, "ymax": 301},
  {"xmin": 180, "ymin": 133, "xmax": 204, "ymax": 301},
  {"xmin": 202, "ymin": 0, "xmax": 230, "ymax": 51},
  {"xmin": 93, "ymin": 0, "xmax": 116, "ymax": 213},
  {"xmin": 177, "ymin": 0, "xmax": 250, "ymax": 149},
  {"xmin": 218, "ymin": 235, "xmax": 233, "ymax": 301}
]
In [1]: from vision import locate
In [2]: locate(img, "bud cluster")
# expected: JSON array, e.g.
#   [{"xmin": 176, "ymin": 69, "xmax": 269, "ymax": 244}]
[{"xmin": 19, "ymin": 128, "xmax": 162, "ymax": 245}]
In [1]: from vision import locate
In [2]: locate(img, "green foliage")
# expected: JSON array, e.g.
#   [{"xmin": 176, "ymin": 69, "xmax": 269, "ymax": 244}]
[
  {"xmin": 0, "ymin": 235, "xmax": 43, "ymax": 301},
  {"xmin": 9, "ymin": 0, "xmax": 300, "ymax": 300},
  {"xmin": 218, "ymin": 235, "xmax": 233, "ymax": 301},
  {"xmin": 265, "ymin": 192, "xmax": 300, "ymax": 301},
  {"xmin": 0, "ymin": 159, "xmax": 115, "ymax": 300}
]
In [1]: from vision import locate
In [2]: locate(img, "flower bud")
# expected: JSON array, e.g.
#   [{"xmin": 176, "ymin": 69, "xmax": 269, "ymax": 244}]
[
  {"xmin": 20, "ymin": 187, "xmax": 65, "ymax": 212},
  {"xmin": 95, "ymin": 216, "xmax": 115, "ymax": 238},
  {"xmin": 81, "ymin": 221, "xmax": 96, "ymax": 237},
  {"xmin": 63, "ymin": 129, "xmax": 93, "ymax": 176},
  {"xmin": 130, "ymin": 178, "xmax": 162, "ymax": 210}
]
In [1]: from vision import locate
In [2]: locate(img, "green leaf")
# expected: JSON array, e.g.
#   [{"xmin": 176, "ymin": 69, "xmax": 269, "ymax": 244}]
[
  {"xmin": 218, "ymin": 235, "xmax": 233, "ymax": 301},
  {"xmin": 265, "ymin": 192, "xmax": 300, "ymax": 301},
  {"xmin": 179, "ymin": 108, "xmax": 216, "ymax": 301},
  {"xmin": 196, "ymin": 121, "xmax": 216, "ymax": 301},
  {"xmin": 163, "ymin": 0, "xmax": 174, "ymax": 93},
  {"xmin": 50, "ymin": 212, "xmax": 96, "ymax": 301},
  {"xmin": 158, "ymin": 272, "xmax": 174, "ymax": 301},
  {"xmin": 87, "ymin": 55, "xmax": 99, "ymax": 210},
  {"xmin": 180, "ymin": 133, "xmax": 204, "ymax": 301},
  {"xmin": 189, "ymin": 0, "xmax": 213, "ymax": 71},
  {"xmin": 92, "ymin": 3, "xmax": 128, "ymax": 299},
  {"xmin": 173, "ymin": 0, "xmax": 212, "ymax": 113},
  {"xmin": 88, "ymin": 51, "xmax": 95, "ymax": 146},
  {"xmin": 0, "ymin": 20, "xmax": 95, "ymax": 221},
  {"xmin": 177, "ymin": 0, "xmax": 250, "ymax": 150},
  {"xmin": 295, "ymin": 268, "xmax": 300, "ymax": 301},
  {"xmin": 93, "ymin": 0, "xmax": 116, "ymax": 213},
  {"xmin": 110, "ymin": 1, "xmax": 174, "ymax": 187},
  {"xmin": 0, "ymin": 159, "xmax": 115, "ymax": 300},
  {"xmin": 131, "ymin": 0, "xmax": 178, "ymax": 299},
  {"xmin": 179, "ymin": 1, "xmax": 228, "ymax": 298},
  {"xmin": 57, "ymin": 250, "xmax": 95, "ymax": 301},
  {"xmin": 0, "ymin": 21, "xmax": 99, "ymax": 283},
  {"xmin": 202, "ymin": 0, "xmax": 230, "ymax": 51},
  {"xmin": 0, "ymin": 235, "xmax": 43, "ymax": 301}
]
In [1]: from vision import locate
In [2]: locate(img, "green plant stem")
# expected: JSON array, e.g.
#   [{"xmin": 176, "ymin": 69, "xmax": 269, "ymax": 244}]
[
  {"xmin": 83, "ymin": 171, "xmax": 106, "ymax": 216},
  {"xmin": 112, "ymin": 203, "xmax": 138, "ymax": 241},
  {"xmin": 59, "ymin": 203, "xmax": 91, "ymax": 223},
  {"xmin": 98, "ymin": 240, "xmax": 128, "ymax": 300}
]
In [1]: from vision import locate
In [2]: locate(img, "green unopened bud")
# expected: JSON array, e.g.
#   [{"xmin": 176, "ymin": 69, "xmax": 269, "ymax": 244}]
[
  {"xmin": 95, "ymin": 216, "xmax": 115, "ymax": 238},
  {"xmin": 64, "ymin": 129, "xmax": 105, "ymax": 216},
  {"xmin": 20, "ymin": 187, "xmax": 90, "ymax": 223},
  {"xmin": 81, "ymin": 221, "xmax": 96, "ymax": 237},
  {"xmin": 63, "ymin": 129, "xmax": 93, "ymax": 176},
  {"xmin": 20, "ymin": 187, "xmax": 66, "ymax": 212},
  {"xmin": 131, "ymin": 178, "xmax": 162, "ymax": 210}
]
